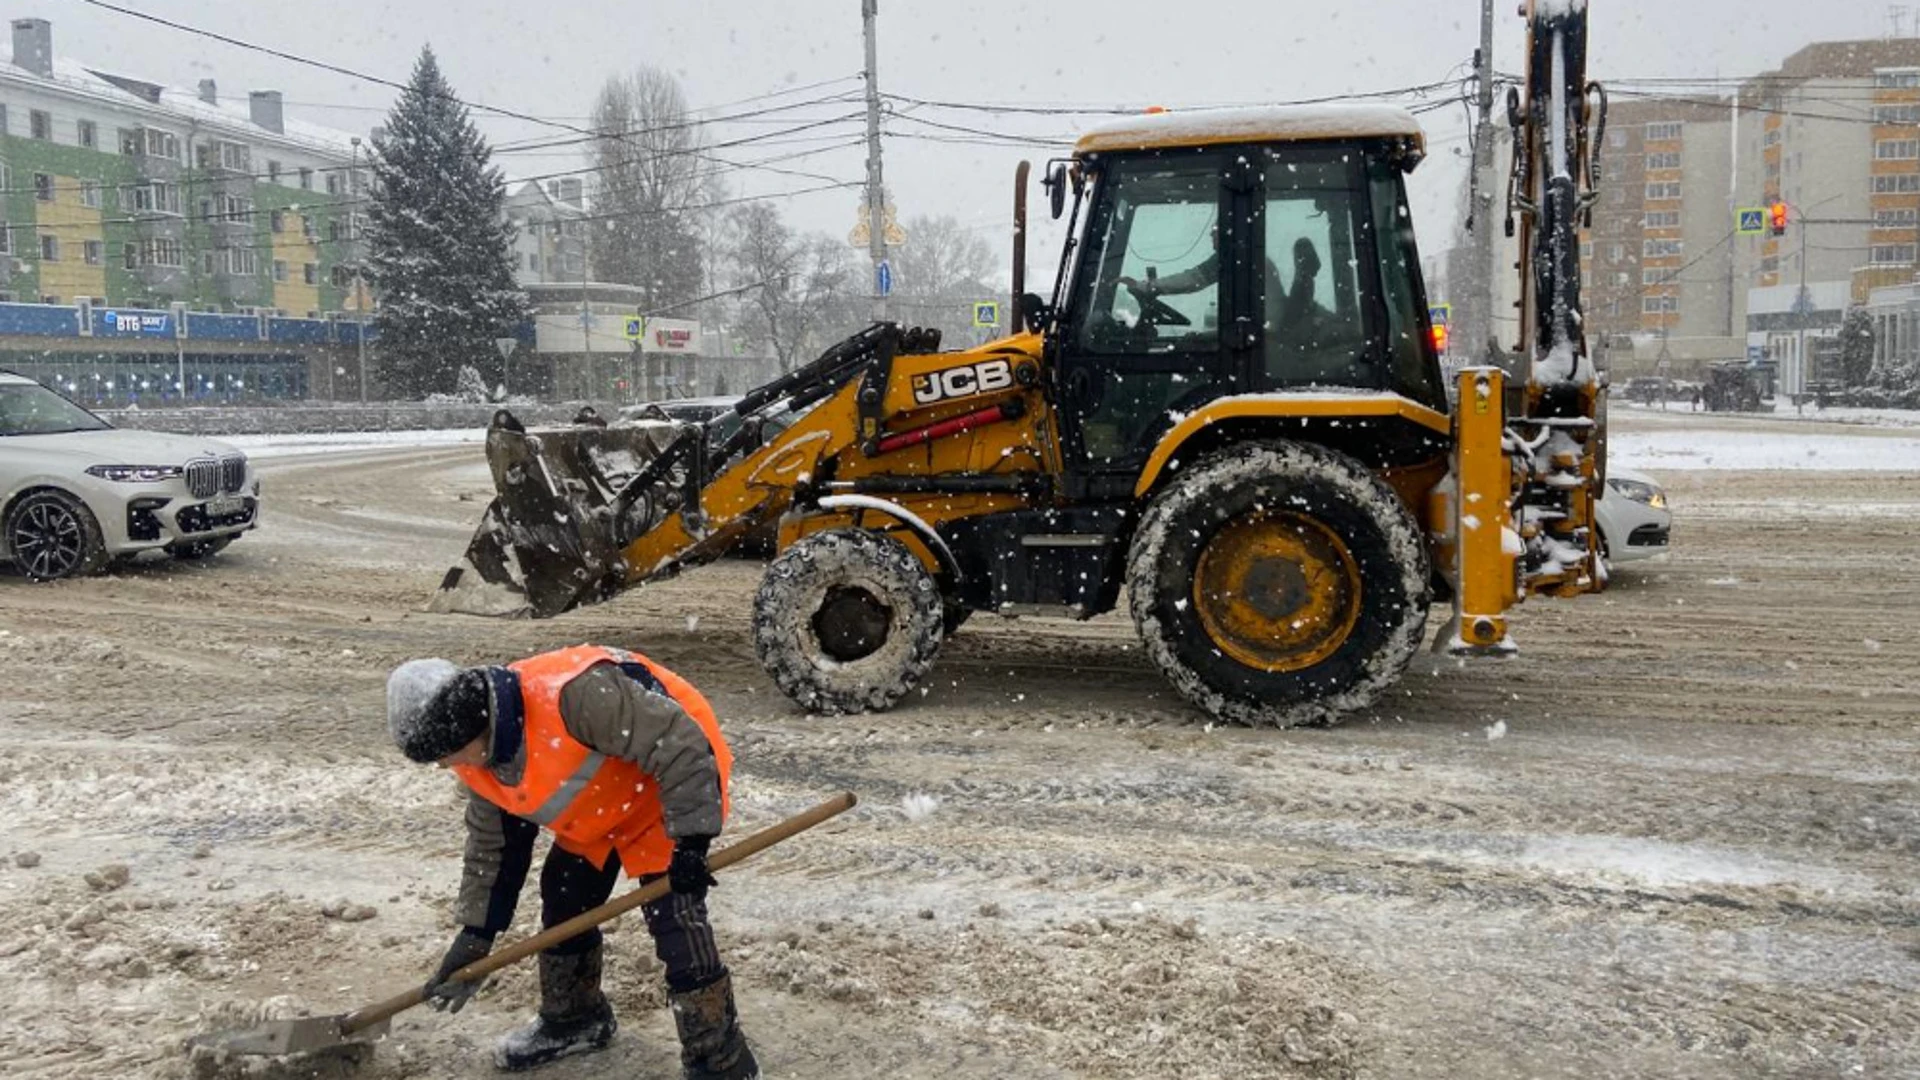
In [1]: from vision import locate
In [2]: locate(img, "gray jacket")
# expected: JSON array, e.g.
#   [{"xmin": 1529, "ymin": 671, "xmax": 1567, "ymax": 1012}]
[{"xmin": 454, "ymin": 661, "xmax": 723, "ymax": 931}]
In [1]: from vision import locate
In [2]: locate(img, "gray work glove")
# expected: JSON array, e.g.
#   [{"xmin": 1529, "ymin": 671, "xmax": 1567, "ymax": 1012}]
[{"xmin": 424, "ymin": 927, "xmax": 494, "ymax": 1013}]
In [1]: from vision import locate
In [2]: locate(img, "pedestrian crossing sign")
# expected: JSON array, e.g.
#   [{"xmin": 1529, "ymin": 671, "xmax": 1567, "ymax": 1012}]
[
  {"xmin": 972, "ymin": 301, "xmax": 1000, "ymax": 328},
  {"xmin": 1735, "ymin": 208, "xmax": 1767, "ymax": 235},
  {"xmin": 624, "ymin": 316, "xmax": 645, "ymax": 341}
]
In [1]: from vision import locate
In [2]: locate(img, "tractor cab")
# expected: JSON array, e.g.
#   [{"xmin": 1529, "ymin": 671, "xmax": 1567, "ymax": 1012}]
[{"xmin": 1042, "ymin": 106, "xmax": 1449, "ymax": 499}]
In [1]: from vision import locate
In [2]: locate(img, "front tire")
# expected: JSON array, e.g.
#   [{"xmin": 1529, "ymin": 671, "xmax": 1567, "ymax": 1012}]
[
  {"xmin": 753, "ymin": 529, "xmax": 944, "ymax": 714},
  {"xmin": 5, "ymin": 490, "xmax": 108, "ymax": 582},
  {"xmin": 1127, "ymin": 441, "xmax": 1430, "ymax": 727}
]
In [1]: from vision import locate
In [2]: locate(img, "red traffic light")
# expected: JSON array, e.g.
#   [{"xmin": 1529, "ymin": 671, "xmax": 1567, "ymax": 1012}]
[
  {"xmin": 1431, "ymin": 322, "xmax": 1449, "ymax": 354},
  {"xmin": 1769, "ymin": 202, "xmax": 1788, "ymax": 236}
]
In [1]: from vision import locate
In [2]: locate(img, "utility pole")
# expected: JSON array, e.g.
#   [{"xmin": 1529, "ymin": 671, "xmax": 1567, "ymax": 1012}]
[
  {"xmin": 862, "ymin": 0, "xmax": 889, "ymax": 323},
  {"xmin": 1458, "ymin": 0, "xmax": 1499, "ymax": 367},
  {"xmin": 352, "ymin": 136, "xmax": 368, "ymax": 403}
]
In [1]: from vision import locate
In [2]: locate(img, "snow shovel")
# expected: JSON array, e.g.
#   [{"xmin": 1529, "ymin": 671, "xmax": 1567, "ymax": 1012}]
[{"xmin": 190, "ymin": 791, "xmax": 858, "ymax": 1058}]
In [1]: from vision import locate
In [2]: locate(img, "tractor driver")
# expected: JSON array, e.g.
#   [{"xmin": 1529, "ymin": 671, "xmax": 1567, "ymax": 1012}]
[{"xmin": 1118, "ymin": 235, "xmax": 1328, "ymax": 341}]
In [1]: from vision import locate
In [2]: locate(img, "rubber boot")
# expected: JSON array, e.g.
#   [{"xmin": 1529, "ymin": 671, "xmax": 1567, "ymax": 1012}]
[
  {"xmin": 670, "ymin": 973, "xmax": 759, "ymax": 1080},
  {"xmin": 493, "ymin": 946, "xmax": 617, "ymax": 1071}
]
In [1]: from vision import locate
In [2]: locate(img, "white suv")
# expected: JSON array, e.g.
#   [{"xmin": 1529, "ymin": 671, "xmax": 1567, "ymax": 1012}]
[{"xmin": 0, "ymin": 371, "xmax": 258, "ymax": 580}]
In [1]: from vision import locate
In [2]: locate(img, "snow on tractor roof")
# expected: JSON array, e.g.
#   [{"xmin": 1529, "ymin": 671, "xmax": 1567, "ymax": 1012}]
[{"xmin": 1075, "ymin": 104, "xmax": 1425, "ymax": 155}]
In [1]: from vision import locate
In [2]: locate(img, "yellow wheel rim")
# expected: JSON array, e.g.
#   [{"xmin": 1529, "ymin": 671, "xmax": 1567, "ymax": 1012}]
[{"xmin": 1191, "ymin": 511, "xmax": 1363, "ymax": 673}]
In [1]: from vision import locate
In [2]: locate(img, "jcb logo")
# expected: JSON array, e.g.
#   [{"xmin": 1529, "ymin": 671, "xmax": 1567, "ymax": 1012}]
[{"xmin": 911, "ymin": 358, "xmax": 1014, "ymax": 405}]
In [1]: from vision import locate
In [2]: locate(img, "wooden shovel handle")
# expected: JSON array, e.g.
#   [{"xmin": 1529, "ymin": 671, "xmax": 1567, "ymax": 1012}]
[{"xmin": 339, "ymin": 791, "xmax": 857, "ymax": 1035}]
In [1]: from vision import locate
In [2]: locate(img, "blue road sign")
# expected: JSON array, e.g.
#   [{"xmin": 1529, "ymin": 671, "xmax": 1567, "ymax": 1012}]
[
  {"xmin": 973, "ymin": 301, "xmax": 999, "ymax": 328},
  {"xmin": 1735, "ymin": 208, "xmax": 1767, "ymax": 235},
  {"xmin": 876, "ymin": 259, "xmax": 893, "ymax": 297}
]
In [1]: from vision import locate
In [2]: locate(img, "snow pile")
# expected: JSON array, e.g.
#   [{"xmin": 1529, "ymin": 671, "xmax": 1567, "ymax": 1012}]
[
  {"xmin": 223, "ymin": 429, "xmax": 486, "ymax": 459},
  {"xmin": 1608, "ymin": 428, "xmax": 1920, "ymax": 472}
]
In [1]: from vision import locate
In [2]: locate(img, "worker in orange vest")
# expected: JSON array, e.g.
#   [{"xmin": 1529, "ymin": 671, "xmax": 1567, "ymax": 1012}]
[{"xmin": 387, "ymin": 645, "xmax": 757, "ymax": 1079}]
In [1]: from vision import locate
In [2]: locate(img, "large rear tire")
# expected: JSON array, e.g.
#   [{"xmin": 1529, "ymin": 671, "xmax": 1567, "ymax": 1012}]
[
  {"xmin": 1127, "ymin": 441, "xmax": 1430, "ymax": 727},
  {"xmin": 753, "ymin": 529, "xmax": 944, "ymax": 714},
  {"xmin": 5, "ymin": 489, "xmax": 108, "ymax": 582}
]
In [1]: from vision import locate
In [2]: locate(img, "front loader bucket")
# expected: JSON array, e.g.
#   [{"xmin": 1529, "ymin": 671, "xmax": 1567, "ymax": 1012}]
[{"xmin": 430, "ymin": 415, "xmax": 680, "ymax": 619}]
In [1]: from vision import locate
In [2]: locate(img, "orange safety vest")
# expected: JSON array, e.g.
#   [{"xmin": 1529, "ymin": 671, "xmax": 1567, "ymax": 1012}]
[{"xmin": 452, "ymin": 645, "xmax": 733, "ymax": 877}]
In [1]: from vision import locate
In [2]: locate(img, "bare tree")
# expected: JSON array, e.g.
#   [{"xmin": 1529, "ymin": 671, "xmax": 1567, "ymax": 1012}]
[
  {"xmin": 589, "ymin": 67, "xmax": 713, "ymax": 312},
  {"xmin": 726, "ymin": 202, "xmax": 858, "ymax": 370},
  {"xmin": 891, "ymin": 214, "xmax": 1000, "ymax": 341}
]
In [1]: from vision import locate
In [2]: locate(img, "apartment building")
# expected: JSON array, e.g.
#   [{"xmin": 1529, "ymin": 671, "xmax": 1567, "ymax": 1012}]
[
  {"xmin": 504, "ymin": 177, "xmax": 588, "ymax": 286},
  {"xmin": 0, "ymin": 18, "xmax": 370, "ymax": 317},
  {"xmin": 1579, "ymin": 98, "xmax": 1739, "ymax": 376},
  {"xmin": 1733, "ymin": 37, "xmax": 1920, "ymax": 392}
]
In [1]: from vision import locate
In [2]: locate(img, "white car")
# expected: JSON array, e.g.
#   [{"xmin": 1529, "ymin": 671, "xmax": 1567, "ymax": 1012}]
[
  {"xmin": 1595, "ymin": 465, "xmax": 1670, "ymax": 565},
  {"xmin": 1, "ymin": 371, "xmax": 258, "ymax": 580}
]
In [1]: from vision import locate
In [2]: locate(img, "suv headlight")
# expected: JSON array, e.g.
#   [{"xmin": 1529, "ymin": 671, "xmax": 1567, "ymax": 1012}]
[
  {"xmin": 1606, "ymin": 477, "xmax": 1667, "ymax": 509},
  {"xmin": 85, "ymin": 464, "xmax": 184, "ymax": 483}
]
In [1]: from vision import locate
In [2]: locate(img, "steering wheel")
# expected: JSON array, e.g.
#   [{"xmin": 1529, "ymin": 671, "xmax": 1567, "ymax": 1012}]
[{"xmin": 1120, "ymin": 279, "xmax": 1191, "ymax": 328}]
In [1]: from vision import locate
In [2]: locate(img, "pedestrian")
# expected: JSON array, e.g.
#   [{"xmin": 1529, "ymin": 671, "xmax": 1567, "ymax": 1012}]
[
  {"xmin": 1690, "ymin": 387, "xmax": 1701, "ymax": 412},
  {"xmin": 387, "ymin": 645, "xmax": 757, "ymax": 1078}
]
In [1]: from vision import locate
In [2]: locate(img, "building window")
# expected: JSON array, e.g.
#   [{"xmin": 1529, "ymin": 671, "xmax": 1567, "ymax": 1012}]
[
  {"xmin": 1873, "ymin": 174, "xmax": 1920, "ymax": 194},
  {"xmin": 1641, "ymin": 295, "xmax": 1679, "ymax": 314},
  {"xmin": 1607, "ymin": 243, "xmax": 1624, "ymax": 263},
  {"xmin": 83, "ymin": 240, "xmax": 102, "ymax": 265},
  {"xmin": 1646, "ymin": 152, "xmax": 1681, "ymax": 170},
  {"xmin": 267, "ymin": 160, "xmax": 282, "ymax": 183},
  {"xmin": 229, "ymin": 248, "xmax": 259, "ymax": 276},
  {"xmin": 1871, "ymin": 244, "xmax": 1917, "ymax": 265},
  {"xmin": 29, "ymin": 110, "xmax": 51, "ymax": 140},
  {"xmin": 1609, "ymin": 130, "xmax": 1626, "ymax": 148},
  {"xmin": 1641, "ymin": 268, "xmax": 1668, "ymax": 285},
  {"xmin": 217, "ymin": 141, "xmax": 251, "ymax": 172},
  {"xmin": 303, "ymin": 263, "xmax": 318, "ymax": 285},
  {"xmin": 1580, "ymin": 241, "xmax": 1594, "ymax": 260},
  {"xmin": 79, "ymin": 182, "xmax": 102, "ymax": 208},
  {"xmin": 1645, "ymin": 181, "xmax": 1681, "ymax": 201},
  {"xmin": 1612, "ymin": 271, "xmax": 1630, "ymax": 287},
  {"xmin": 1875, "ymin": 140, "xmax": 1920, "ymax": 160},
  {"xmin": 301, "ymin": 216, "xmax": 317, "ymax": 241},
  {"xmin": 123, "ymin": 242, "xmax": 138, "ymax": 270},
  {"xmin": 528, "ymin": 252, "xmax": 541, "ymax": 271},
  {"xmin": 1876, "ymin": 209, "xmax": 1919, "ymax": 229},
  {"xmin": 273, "ymin": 260, "xmax": 289, "ymax": 282},
  {"xmin": 1644, "ymin": 211, "xmax": 1681, "ymax": 229},
  {"xmin": 77, "ymin": 120, "xmax": 96, "ymax": 149},
  {"xmin": 220, "ymin": 194, "xmax": 252, "ymax": 221},
  {"xmin": 1875, "ymin": 104, "xmax": 1920, "ymax": 124},
  {"xmin": 1875, "ymin": 71, "xmax": 1920, "ymax": 89},
  {"xmin": 39, "ymin": 294, "xmax": 58, "ymax": 305},
  {"xmin": 1645, "ymin": 122, "xmax": 1683, "ymax": 141},
  {"xmin": 0, "ymin": 226, "xmax": 11, "ymax": 256},
  {"xmin": 33, "ymin": 173, "xmax": 53, "ymax": 201},
  {"xmin": 327, "ymin": 219, "xmax": 341, "ymax": 242},
  {"xmin": 1643, "ymin": 238, "xmax": 1683, "ymax": 257},
  {"xmin": 129, "ymin": 182, "xmax": 183, "ymax": 215},
  {"xmin": 299, "ymin": 167, "xmax": 313, "ymax": 190},
  {"xmin": 39, "ymin": 235, "xmax": 58, "ymax": 261},
  {"xmin": 331, "ymin": 265, "xmax": 353, "ymax": 287},
  {"xmin": 127, "ymin": 238, "xmax": 184, "ymax": 268},
  {"xmin": 270, "ymin": 210, "xmax": 285, "ymax": 233}
]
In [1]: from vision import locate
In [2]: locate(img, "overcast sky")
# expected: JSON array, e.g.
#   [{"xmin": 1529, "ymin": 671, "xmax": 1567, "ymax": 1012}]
[{"xmin": 40, "ymin": 0, "xmax": 1902, "ymax": 289}]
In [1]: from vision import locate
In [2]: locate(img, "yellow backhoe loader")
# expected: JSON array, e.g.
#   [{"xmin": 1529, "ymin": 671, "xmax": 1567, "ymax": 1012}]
[{"xmin": 433, "ymin": 0, "xmax": 1608, "ymax": 728}]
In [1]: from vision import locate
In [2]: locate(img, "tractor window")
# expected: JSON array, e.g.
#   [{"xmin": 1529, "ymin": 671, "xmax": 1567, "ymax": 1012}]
[
  {"xmin": 1370, "ymin": 160, "xmax": 1449, "ymax": 409},
  {"xmin": 1072, "ymin": 161, "xmax": 1222, "ymax": 355},
  {"xmin": 1255, "ymin": 155, "xmax": 1375, "ymax": 390}
]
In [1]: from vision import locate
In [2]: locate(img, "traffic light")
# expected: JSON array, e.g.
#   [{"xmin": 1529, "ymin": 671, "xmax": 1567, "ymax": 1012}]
[
  {"xmin": 1431, "ymin": 322, "xmax": 1449, "ymax": 355},
  {"xmin": 1769, "ymin": 201, "xmax": 1788, "ymax": 236}
]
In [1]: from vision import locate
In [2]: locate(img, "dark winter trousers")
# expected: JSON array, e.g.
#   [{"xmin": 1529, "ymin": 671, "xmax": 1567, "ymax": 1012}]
[{"xmin": 539, "ymin": 844, "xmax": 729, "ymax": 994}]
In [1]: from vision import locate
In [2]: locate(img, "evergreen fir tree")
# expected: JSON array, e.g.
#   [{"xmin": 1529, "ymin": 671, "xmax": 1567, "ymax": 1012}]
[{"xmin": 365, "ymin": 46, "xmax": 528, "ymax": 399}]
